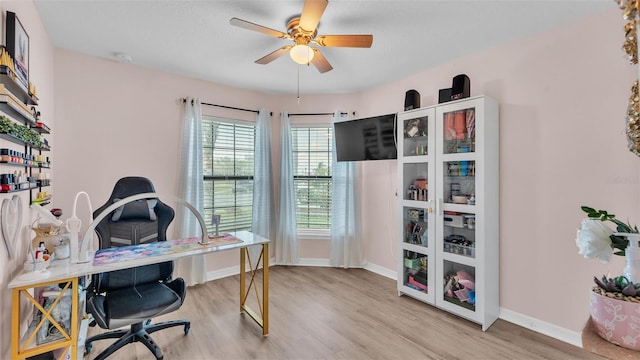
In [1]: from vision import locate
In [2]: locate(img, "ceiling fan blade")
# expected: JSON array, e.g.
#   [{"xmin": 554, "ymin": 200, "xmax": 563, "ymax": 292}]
[
  {"xmin": 255, "ymin": 46, "xmax": 293, "ymax": 65},
  {"xmin": 230, "ymin": 17, "xmax": 289, "ymax": 39},
  {"xmin": 299, "ymin": 0, "xmax": 328, "ymax": 33},
  {"xmin": 314, "ymin": 35, "xmax": 373, "ymax": 48},
  {"xmin": 310, "ymin": 48, "xmax": 333, "ymax": 73}
]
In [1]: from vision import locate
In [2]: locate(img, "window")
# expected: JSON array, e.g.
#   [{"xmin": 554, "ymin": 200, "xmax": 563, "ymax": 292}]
[
  {"xmin": 292, "ymin": 126, "xmax": 332, "ymax": 231},
  {"xmin": 202, "ymin": 117, "xmax": 255, "ymax": 234}
]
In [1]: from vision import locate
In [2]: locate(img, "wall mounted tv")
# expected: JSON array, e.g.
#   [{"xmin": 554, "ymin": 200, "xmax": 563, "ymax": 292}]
[{"xmin": 334, "ymin": 113, "xmax": 398, "ymax": 162}]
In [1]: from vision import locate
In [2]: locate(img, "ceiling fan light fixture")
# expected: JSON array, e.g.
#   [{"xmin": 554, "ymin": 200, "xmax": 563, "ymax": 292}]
[{"xmin": 289, "ymin": 44, "xmax": 314, "ymax": 64}]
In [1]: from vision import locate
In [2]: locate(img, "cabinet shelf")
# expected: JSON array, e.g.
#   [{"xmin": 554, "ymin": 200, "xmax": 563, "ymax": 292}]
[
  {"xmin": 401, "ymin": 242, "xmax": 429, "ymax": 254},
  {"xmin": 442, "ymin": 203, "xmax": 475, "ymax": 213},
  {"xmin": 441, "ymin": 251, "xmax": 476, "ymax": 267},
  {"xmin": 441, "ymin": 153, "xmax": 477, "ymax": 162},
  {"xmin": 443, "ymin": 295, "xmax": 475, "ymax": 312},
  {"xmin": 402, "ymin": 155, "xmax": 429, "ymax": 164}
]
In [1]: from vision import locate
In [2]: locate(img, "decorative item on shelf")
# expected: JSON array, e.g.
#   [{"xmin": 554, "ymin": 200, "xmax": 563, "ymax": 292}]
[
  {"xmin": 467, "ymin": 193, "xmax": 476, "ymax": 206},
  {"xmin": 404, "ymin": 89, "xmax": 420, "ymax": 111},
  {"xmin": 465, "ymin": 108, "xmax": 475, "ymax": 139},
  {"xmin": 438, "ymin": 88, "xmax": 453, "ymax": 104},
  {"xmin": 404, "ymin": 117, "xmax": 426, "ymax": 138},
  {"xmin": 67, "ymin": 191, "xmax": 93, "ymax": 263},
  {"xmin": 625, "ymin": 80, "xmax": 640, "ymax": 157},
  {"xmin": 614, "ymin": 0, "xmax": 640, "ymax": 158},
  {"xmin": 5, "ymin": 11, "xmax": 29, "ymax": 89},
  {"xmin": 0, "ymin": 171, "xmax": 32, "ymax": 192},
  {"xmin": 1, "ymin": 194, "xmax": 21, "ymax": 259},
  {"xmin": 31, "ymin": 214, "xmax": 62, "ymax": 255},
  {"xmin": 0, "ymin": 114, "xmax": 43, "ymax": 147},
  {"xmin": 443, "ymin": 270, "xmax": 476, "ymax": 305},
  {"xmin": 444, "ymin": 112, "xmax": 455, "ymax": 140},
  {"xmin": 32, "ymin": 191, "xmax": 51, "ymax": 206},
  {"xmin": 616, "ymin": 0, "xmax": 638, "ymax": 64},
  {"xmin": 0, "ymin": 46, "xmax": 16, "ymax": 75},
  {"xmin": 452, "ymin": 111, "xmax": 466, "ymax": 139},
  {"xmin": 576, "ymin": 206, "xmax": 640, "ymax": 350},
  {"xmin": 28, "ymin": 81, "xmax": 37, "ymax": 99},
  {"xmin": 451, "ymin": 74, "xmax": 470, "ymax": 100}
]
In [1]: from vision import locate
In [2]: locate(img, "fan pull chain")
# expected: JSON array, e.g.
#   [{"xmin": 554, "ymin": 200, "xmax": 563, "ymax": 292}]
[{"xmin": 297, "ymin": 64, "xmax": 301, "ymax": 104}]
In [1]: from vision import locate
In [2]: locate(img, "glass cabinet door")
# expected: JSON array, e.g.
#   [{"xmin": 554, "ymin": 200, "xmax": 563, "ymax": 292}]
[
  {"xmin": 397, "ymin": 108, "xmax": 436, "ymax": 304},
  {"xmin": 435, "ymin": 101, "xmax": 479, "ymax": 318}
]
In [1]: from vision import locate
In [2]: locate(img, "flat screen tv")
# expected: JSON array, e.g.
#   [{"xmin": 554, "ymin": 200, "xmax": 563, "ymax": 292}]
[{"xmin": 334, "ymin": 113, "xmax": 397, "ymax": 162}]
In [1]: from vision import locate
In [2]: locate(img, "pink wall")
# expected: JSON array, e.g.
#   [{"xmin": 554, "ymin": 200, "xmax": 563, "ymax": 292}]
[
  {"xmin": 360, "ymin": 8, "xmax": 640, "ymax": 332},
  {"xmin": 0, "ymin": 1, "xmax": 55, "ymax": 358},
  {"xmin": 2, "ymin": 3, "xmax": 638, "ymax": 355}
]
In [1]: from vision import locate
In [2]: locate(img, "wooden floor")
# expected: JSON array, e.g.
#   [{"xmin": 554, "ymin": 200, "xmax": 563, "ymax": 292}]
[{"xmin": 85, "ymin": 266, "xmax": 604, "ymax": 360}]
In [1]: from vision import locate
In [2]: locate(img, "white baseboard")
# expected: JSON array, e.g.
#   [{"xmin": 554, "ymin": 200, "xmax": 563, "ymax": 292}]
[
  {"xmin": 298, "ymin": 258, "xmax": 331, "ymax": 267},
  {"xmin": 364, "ymin": 262, "xmax": 396, "ymax": 280},
  {"xmin": 204, "ymin": 262, "xmax": 581, "ymax": 349},
  {"xmin": 498, "ymin": 308, "xmax": 582, "ymax": 348}
]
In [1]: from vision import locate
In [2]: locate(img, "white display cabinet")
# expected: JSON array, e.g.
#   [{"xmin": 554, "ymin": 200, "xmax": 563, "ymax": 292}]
[{"xmin": 397, "ymin": 95, "xmax": 499, "ymax": 331}]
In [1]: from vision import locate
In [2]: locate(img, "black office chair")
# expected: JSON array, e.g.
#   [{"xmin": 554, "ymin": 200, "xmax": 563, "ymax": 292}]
[{"xmin": 85, "ymin": 177, "xmax": 190, "ymax": 360}]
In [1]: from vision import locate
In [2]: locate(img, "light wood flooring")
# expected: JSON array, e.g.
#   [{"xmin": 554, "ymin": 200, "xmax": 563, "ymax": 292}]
[{"xmin": 85, "ymin": 266, "xmax": 604, "ymax": 360}]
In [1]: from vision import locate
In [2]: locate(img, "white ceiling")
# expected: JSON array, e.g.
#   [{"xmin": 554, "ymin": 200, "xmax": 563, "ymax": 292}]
[{"xmin": 33, "ymin": 0, "xmax": 615, "ymax": 95}]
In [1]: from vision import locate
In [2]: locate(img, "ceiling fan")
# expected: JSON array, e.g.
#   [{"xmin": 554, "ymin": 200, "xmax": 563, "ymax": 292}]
[{"xmin": 230, "ymin": 0, "xmax": 373, "ymax": 73}]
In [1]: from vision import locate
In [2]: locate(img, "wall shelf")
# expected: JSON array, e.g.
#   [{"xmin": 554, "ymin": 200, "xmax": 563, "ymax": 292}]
[
  {"xmin": 0, "ymin": 66, "xmax": 38, "ymax": 105},
  {"xmin": 0, "ymin": 92, "xmax": 36, "ymax": 126}
]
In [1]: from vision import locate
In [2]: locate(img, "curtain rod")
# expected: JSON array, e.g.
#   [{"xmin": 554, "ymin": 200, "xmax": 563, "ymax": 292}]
[
  {"xmin": 181, "ymin": 98, "xmax": 272, "ymax": 116},
  {"xmin": 287, "ymin": 111, "xmax": 355, "ymax": 117}
]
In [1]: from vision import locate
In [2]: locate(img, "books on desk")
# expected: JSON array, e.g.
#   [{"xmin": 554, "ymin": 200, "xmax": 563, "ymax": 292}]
[{"xmin": 92, "ymin": 234, "xmax": 243, "ymax": 266}]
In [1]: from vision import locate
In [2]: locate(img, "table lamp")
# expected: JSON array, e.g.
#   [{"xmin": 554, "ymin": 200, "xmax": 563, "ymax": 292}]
[{"xmin": 77, "ymin": 193, "xmax": 209, "ymax": 263}]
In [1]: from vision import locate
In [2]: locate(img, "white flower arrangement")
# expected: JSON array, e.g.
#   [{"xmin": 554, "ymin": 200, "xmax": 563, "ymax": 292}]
[{"xmin": 576, "ymin": 206, "xmax": 638, "ymax": 263}]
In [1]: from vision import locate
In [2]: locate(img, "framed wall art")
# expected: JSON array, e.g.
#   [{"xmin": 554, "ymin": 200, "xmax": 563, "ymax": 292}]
[{"xmin": 6, "ymin": 11, "xmax": 28, "ymax": 88}]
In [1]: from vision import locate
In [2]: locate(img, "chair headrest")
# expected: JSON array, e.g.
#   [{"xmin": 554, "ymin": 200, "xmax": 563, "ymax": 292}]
[
  {"xmin": 108, "ymin": 177, "xmax": 158, "ymax": 221},
  {"xmin": 111, "ymin": 198, "xmax": 157, "ymax": 221}
]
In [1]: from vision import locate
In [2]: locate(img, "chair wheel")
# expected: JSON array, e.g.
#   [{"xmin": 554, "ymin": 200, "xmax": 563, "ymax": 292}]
[{"xmin": 184, "ymin": 324, "xmax": 190, "ymax": 335}]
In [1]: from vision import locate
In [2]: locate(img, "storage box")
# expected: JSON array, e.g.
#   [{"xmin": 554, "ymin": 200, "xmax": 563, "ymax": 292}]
[
  {"xmin": 404, "ymin": 257, "xmax": 422, "ymax": 270},
  {"xmin": 408, "ymin": 275, "xmax": 427, "ymax": 291},
  {"xmin": 443, "ymin": 214, "xmax": 464, "ymax": 228}
]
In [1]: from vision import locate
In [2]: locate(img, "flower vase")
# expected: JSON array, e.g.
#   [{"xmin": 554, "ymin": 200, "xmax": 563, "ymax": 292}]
[{"xmin": 620, "ymin": 233, "xmax": 640, "ymax": 283}]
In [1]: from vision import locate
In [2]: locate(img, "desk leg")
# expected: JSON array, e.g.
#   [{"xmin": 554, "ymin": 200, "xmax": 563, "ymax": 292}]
[
  {"xmin": 11, "ymin": 288, "xmax": 19, "ymax": 360},
  {"xmin": 11, "ymin": 277, "xmax": 78, "ymax": 360},
  {"xmin": 239, "ymin": 243, "xmax": 269, "ymax": 336},
  {"xmin": 263, "ymin": 243, "xmax": 269, "ymax": 336}
]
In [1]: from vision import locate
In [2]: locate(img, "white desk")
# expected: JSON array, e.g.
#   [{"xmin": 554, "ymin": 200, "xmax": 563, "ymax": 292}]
[{"xmin": 9, "ymin": 230, "xmax": 270, "ymax": 360}]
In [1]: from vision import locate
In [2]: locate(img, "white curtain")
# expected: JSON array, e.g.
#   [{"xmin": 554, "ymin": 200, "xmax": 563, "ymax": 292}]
[
  {"xmin": 276, "ymin": 112, "xmax": 299, "ymax": 264},
  {"xmin": 251, "ymin": 109, "xmax": 273, "ymax": 260},
  {"xmin": 330, "ymin": 111, "xmax": 363, "ymax": 267},
  {"xmin": 174, "ymin": 97, "xmax": 207, "ymax": 285}
]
